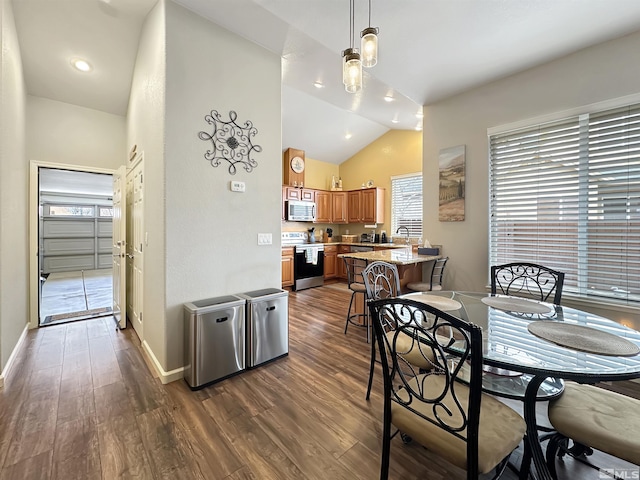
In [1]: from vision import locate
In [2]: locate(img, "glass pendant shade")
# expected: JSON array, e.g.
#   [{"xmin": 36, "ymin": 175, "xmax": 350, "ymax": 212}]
[
  {"xmin": 343, "ymin": 51, "xmax": 362, "ymax": 93},
  {"xmin": 360, "ymin": 27, "xmax": 378, "ymax": 67},
  {"xmin": 342, "ymin": 48, "xmax": 356, "ymax": 85}
]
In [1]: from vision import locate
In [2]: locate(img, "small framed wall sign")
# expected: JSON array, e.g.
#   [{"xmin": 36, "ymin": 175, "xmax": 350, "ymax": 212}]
[{"xmin": 438, "ymin": 145, "xmax": 466, "ymax": 222}]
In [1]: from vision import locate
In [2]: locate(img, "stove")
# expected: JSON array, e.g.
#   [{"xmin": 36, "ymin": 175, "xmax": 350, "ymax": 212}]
[{"xmin": 282, "ymin": 232, "xmax": 325, "ymax": 291}]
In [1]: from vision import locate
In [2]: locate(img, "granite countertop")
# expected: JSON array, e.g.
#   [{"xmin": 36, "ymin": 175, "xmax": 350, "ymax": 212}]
[
  {"xmin": 337, "ymin": 248, "xmax": 441, "ymax": 266},
  {"xmin": 282, "ymin": 242, "xmax": 408, "ymax": 248}
]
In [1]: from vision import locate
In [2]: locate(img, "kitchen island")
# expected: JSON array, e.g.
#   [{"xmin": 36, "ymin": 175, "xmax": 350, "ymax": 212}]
[{"xmin": 338, "ymin": 248, "xmax": 441, "ymax": 294}]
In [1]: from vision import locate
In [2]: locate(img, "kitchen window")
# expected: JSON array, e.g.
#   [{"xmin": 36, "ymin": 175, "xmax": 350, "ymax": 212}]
[
  {"xmin": 391, "ymin": 173, "xmax": 423, "ymax": 238},
  {"xmin": 489, "ymin": 102, "xmax": 640, "ymax": 305}
]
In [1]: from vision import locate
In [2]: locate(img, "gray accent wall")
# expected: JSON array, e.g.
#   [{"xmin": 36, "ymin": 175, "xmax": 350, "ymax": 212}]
[{"xmin": 423, "ymin": 29, "xmax": 640, "ymax": 327}]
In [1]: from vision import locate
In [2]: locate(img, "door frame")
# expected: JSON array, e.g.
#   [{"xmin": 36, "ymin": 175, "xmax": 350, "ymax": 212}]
[{"xmin": 28, "ymin": 161, "xmax": 118, "ymax": 329}]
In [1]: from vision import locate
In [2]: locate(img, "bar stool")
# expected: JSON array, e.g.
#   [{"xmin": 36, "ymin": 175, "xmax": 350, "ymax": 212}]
[
  {"xmin": 407, "ymin": 256, "xmax": 449, "ymax": 292},
  {"xmin": 343, "ymin": 257, "xmax": 371, "ymax": 342}
]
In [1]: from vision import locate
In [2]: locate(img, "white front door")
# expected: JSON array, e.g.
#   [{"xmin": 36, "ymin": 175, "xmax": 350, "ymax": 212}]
[{"xmin": 112, "ymin": 165, "xmax": 127, "ymax": 329}]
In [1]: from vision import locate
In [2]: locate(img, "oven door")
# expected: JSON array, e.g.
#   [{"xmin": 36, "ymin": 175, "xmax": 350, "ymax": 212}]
[{"xmin": 293, "ymin": 248, "xmax": 325, "ymax": 291}]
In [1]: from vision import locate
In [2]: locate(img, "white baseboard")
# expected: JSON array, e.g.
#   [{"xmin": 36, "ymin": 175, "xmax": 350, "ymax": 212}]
[
  {"xmin": 142, "ymin": 340, "xmax": 184, "ymax": 384},
  {"xmin": 0, "ymin": 325, "xmax": 29, "ymax": 389}
]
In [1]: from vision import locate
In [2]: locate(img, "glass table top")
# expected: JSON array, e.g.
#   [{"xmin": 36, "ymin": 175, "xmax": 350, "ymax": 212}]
[{"xmin": 402, "ymin": 291, "xmax": 640, "ymax": 381}]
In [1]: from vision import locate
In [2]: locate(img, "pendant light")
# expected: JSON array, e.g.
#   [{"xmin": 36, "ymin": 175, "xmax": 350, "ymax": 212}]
[
  {"xmin": 360, "ymin": 0, "xmax": 378, "ymax": 68},
  {"xmin": 342, "ymin": 0, "xmax": 362, "ymax": 93}
]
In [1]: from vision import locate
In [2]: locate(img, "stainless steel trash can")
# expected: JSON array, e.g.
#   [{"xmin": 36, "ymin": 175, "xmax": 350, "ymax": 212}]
[
  {"xmin": 238, "ymin": 288, "xmax": 289, "ymax": 368},
  {"xmin": 183, "ymin": 295, "xmax": 246, "ymax": 389}
]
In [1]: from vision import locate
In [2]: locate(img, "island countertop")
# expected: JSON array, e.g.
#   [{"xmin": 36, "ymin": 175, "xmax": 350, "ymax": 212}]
[{"xmin": 338, "ymin": 248, "xmax": 441, "ymax": 266}]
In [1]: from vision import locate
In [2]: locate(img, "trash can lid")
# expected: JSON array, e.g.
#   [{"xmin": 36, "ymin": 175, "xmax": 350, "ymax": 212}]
[
  {"xmin": 239, "ymin": 288, "xmax": 287, "ymax": 299},
  {"xmin": 189, "ymin": 295, "xmax": 244, "ymax": 308}
]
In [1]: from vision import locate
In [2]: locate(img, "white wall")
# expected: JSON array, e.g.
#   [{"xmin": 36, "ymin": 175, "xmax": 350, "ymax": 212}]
[
  {"xmin": 163, "ymin": 1, "xmax": 282, "ymax": 371},
  {"xmin": 126, "ymin": 0, "xmax": 167, "ymax": 369},
  {"xmin": 423, "ymin": 30, "xmax": 640, "ymax": 324},
  {"xmin": 0, "ymin": 0, "xmax": 28, "ymax": 372},
  {"xmin": 27, "ymin": 96, "xmax": 125, "ymax": 168}
]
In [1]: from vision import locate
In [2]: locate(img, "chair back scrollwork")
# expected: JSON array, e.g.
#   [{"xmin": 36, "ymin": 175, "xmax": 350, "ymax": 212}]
[{"xmin": 491, "ymin": 262, "xmax": 565, "ymax": 304}]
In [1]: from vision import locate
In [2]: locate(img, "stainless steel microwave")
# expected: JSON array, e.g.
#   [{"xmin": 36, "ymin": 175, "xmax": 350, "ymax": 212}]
[{"xmin": 286, "ymin": 200, "xmax": 316, "ymax": 222}]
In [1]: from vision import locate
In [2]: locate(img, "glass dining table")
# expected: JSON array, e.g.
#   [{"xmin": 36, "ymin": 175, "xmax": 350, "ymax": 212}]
[{"xmin": 400, "ymin": 290, "xmax": 640, "ymax": 480}]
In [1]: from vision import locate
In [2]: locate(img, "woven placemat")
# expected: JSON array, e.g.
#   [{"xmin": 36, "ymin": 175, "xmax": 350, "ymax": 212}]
[
  {"xmin": 527, "ymin": 321, "xmax": 640, "ymax": 357},
  {"xmin": 409, "ymin": 294, "xmax": 462, "ymax": 311},
  {"xmin": 481, "ymin": 296, "xmax": 552, "ymax": 314}
]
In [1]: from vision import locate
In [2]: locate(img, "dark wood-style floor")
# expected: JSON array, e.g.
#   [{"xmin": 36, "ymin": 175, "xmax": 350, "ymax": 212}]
[{"xmin": 0, "ymin": 284, "xmax": 638, "ymax": 479}]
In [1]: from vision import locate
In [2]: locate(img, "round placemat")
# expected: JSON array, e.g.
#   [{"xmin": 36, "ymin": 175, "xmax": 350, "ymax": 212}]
[
  {"xmin": 481, "ymin": 296, "xmax": 552, "ymax": 314},
  {"xmin": 410, "ymin": 294, "xmax": 462, "ymax": 311},
  {"xmin": 527, "ymin": 321, "xmax": 640, "ymax": 357}
]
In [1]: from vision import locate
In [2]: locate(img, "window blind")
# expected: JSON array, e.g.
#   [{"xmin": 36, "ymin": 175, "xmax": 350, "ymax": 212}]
[
  {"xmin": 391, "ymin": 174, "xmax": 423, "ymax": 238},
  {"xmin": 489, "ymin": 104, "xmax": 640, "ymax": 304}
]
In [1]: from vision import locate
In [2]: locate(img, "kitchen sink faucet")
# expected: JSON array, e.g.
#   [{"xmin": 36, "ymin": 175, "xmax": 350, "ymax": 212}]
[{"xmin": 396, "ymin": 226, "xmax": 410, "ymax": 245}]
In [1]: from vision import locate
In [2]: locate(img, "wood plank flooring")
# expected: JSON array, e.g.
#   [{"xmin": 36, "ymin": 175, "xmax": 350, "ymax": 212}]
[{"xmin": 1, "ymin": 284, "xmax": 638, "ymax": 479}]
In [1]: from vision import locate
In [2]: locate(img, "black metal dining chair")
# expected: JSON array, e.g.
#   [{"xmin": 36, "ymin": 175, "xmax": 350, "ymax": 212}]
[
  {"xmin": 545, "ymin": 382, "xmax": 640, "ymax": 479},
  {"xmin": 491, "ymin": 262, "xmax": 565, "ymax": 305},
  {"xmin": 368, "ymin": 296, "xmax": 526, "ymax": 480},
  {"xmin": 406, "ymin": 256, "xmax": 449, "ymax": 292}
]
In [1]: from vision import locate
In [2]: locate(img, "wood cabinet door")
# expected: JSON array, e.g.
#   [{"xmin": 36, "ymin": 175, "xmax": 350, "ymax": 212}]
[
  {"xmin": 300, "ymin": 189, "xmax": 315, "ymax": 201},
  {"xmin": 331, "ymin": 192, "xmax": 348, "ymax": 223},
  {"xmin": 347, "ymin": 191, "xmax": 362, "ymax": 223},
  {"xmin": 361, "ymin": 188, "xmax": 384, "ymax": 224},
  {"xmin": 324, "ymin": 251, "xmax": 337, "ymax": 279},
  {"xmin": 281, "ymin": 248, "xmax": 294, "ymax": 287},
  {"xmin": 284, "ymin": 187, "xmax": 301, "ymax": 201},
  {"xmin": 337, "ymin": 246, "xmax": 350, "ymax": 279},
  {"xmin": 315, "ymin": 191, "xmax": 331, "ymax": 223}
]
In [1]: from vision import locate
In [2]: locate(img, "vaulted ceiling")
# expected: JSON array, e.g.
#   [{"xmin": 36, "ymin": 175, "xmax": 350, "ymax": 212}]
[{"xmin": 12, "ymin": 0, "xmax": 640, "ymax": 163}]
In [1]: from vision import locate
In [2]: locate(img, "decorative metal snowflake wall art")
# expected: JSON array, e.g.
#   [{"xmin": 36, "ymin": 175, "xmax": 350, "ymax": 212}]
[{"xmin": 198, "ymin": 110, "xmax": 262, "ymax": 175}]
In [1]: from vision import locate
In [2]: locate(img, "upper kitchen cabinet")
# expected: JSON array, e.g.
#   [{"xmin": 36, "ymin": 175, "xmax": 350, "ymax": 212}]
[
  {"xmin": 283, "ymin": 148, "xmax": 306, "ymax": 187},
  {"xmin": 348, "ymin": 188, "xmax": 384, "ymax": 223},
  {"xmin": 283, "ymin": 186, "xmax": 314, "ymax": 202},
  {"xmin": 347, "ymin": 191, "xmax": 362, "ymax": 223},
  {"xmin": 315, "ymin": 191, "xmax": 331, "ymax": 223},
  {"xmin": 362, "ymin": 187, "xmax": 384, "ymax": 224},
  {"xmin": 316, "ymin": 191, "xmax": 347, "ymax": 224}
]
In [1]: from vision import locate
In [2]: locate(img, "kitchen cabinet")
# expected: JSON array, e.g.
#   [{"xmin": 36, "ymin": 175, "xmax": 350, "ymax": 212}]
[
  {"xmin": 315, "ymin": 191, "xmax": 347, "ymax": 224},
  {"xmin": 282, "ymin": 247, "xmax": 294, "ymax": 287},
  {"xmin": 315, "ymin": 191, "xmax": 331, "ymax": 223},
  {"xmin": 337, "ymin": 245, "xmax": 350, "ymax": 279},
  {"xmin": 347, "ymin": 188, "xmax": 385, "ymax": 223},
  {"xmin": 323, "ymin": 245, "xmax": 337, "ymax": 279},
  {"xmin": 331, "ymin": 192, "xmax": 348, "ymax": 223},
  {"xmin": 362, "ymin": 187, "xmax": 385, "ymax": 223},
  {"xmin": 283, "ymin": 186, "xmax": 315, "ymax": 202},
  {"xmin": 347, "ymin": 191, "xmax": 362, "ymax": 223}
]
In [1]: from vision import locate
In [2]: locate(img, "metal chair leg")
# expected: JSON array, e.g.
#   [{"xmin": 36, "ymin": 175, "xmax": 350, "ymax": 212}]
[{"xmin": 366, "ymin": 335, "xmax": 376, "ymax": 400}]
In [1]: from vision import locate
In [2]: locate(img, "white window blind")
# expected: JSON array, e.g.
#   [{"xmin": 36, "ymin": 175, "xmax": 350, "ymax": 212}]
[
  {"xmin": 391, "ymin": 174, "xmax": 423, "ymax": 238},
  {"xmin": 489, "ymin": 103, "xmax": 640, "ymax": 305}
]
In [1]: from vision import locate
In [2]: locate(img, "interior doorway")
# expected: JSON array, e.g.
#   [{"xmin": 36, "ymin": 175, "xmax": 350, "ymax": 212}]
[{"xmin": 38, "ymin": 167, "xmax": 115, "ymax": 326}]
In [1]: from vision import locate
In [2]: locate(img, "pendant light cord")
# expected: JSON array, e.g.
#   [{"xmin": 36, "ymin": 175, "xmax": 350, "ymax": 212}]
[
  {"xmin": 350, "ymin": 0, "xmax": 355, "ymax": 49},
  {"xmin": 368, "ymin": 0, "xmax": 371, "ymax": 27}
]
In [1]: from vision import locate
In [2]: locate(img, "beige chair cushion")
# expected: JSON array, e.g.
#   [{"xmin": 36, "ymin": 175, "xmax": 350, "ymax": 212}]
[
  {"xmin": 407, "ymin": 282, "xmax": 431, "ymax": 292},
  {"xmin": 392, "ymin": 374, "xmax": 526, "ymax": 474},
  {"xmin": 387, "ymin": 331, "xmax": 435, "ymax": 371},
  {"xmin": 548, "ymin": 382, "xmax": 640, "ymax": 465},
  {"xmin": 349, "ymin": 283, "xmax": 367, "ymax": 293}
]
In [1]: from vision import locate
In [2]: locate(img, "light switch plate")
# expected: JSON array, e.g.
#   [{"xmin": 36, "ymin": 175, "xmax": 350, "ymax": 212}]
[
  {"xmin": 230, "ymin": 181, "xmax": 246, "ymax": 192},
  {"xmin": 257, "ymin": 233, "xmax": 272, "ymax": 245}
]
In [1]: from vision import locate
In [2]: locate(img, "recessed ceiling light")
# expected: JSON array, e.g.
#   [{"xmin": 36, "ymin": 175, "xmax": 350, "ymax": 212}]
[
  {"xmin": 345, "ymin": 133, "xmax": 352, "ymax": 139},
  {"xmin": 416, "ymin": 110, "xmax": 424, "ymax": 118},
  {"xmin": 384, "ymin": 95, "xmax": 394, "ymax": 102},
  {"xmin": 391, "ymin": 118, "xmax": 399, "ymax": 124},
  {"xmin": 415, "ymin": 124, "xmax": 423, "ymax": 131},
  {"xmin": 313, "ymin": 81, "xmax": 324, "ymax": 89},
  {"xmin": 72, "ymin": 59, "xmax": 92, "ymax": 72}
]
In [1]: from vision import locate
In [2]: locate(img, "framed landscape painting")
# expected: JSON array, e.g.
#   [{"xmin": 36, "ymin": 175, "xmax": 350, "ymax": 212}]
[{"xmin": 438, "ymin": 145, "xmax": 465, "ymax": 221}]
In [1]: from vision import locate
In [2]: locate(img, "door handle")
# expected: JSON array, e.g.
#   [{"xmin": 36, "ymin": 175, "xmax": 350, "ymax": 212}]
[{"xmin": 126, "ymin": 254, "xmax": 134, "ymax": 259}]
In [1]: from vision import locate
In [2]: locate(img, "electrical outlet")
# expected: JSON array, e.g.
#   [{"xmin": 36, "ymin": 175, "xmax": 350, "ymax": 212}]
[
  {"xmin": 230, "ymin": 181, "xmax": 246, "ymax": 192},
  {"xmin": 257, "ymin": 233, "xmax": 272, "ymax": 245}
]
